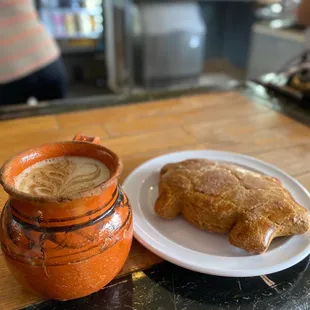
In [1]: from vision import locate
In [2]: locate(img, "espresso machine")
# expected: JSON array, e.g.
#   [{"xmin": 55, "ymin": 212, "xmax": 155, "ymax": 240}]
[{"xmin": 105, "ymin": 0, "xmax": 206, "ymax": 92}]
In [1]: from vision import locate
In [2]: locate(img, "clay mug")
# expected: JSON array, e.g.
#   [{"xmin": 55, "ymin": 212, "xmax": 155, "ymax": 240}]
[{"xmin": 0, "ymin": 135, "xmax": 133, "ymax": 300}]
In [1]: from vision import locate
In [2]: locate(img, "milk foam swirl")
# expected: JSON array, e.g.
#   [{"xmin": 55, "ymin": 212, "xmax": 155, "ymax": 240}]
[{"xmin": 15, "ymin": 156, "xmax": 110, "ymax": 197}]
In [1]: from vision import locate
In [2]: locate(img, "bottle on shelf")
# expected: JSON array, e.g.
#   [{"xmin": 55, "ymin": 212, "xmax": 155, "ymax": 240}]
[
  {"xmin": 65, "ymin": 13, "xmax": 77, "ymax": 36},
  {"xmin": 77, "ymin": 13, "xmax": 92, "ymax": 34},
  {"xmin": 52, "ymin": 12, "xmax": 65, "ymax": 37}
]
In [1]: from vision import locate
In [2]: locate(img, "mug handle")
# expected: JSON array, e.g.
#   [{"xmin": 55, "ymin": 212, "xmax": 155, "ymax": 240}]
[{"xmin": 73, "ymin": 134, "xmax": 100, "ymax": 145}]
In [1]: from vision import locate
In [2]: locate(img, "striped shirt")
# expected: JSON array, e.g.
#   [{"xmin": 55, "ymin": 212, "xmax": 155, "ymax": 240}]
[{"xmin": 0, "ymin": 0, "xmax": 60, "ymax": 83}]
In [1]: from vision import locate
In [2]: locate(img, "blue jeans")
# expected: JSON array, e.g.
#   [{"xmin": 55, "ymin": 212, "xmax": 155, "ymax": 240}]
[{"xmin": 0, "ymin": 58, "xmax": 67, "ymax": 105}]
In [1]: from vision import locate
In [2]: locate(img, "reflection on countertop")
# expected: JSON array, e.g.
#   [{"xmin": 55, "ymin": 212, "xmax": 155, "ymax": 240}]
[
  {"xmin": 1, "ymin": 81, "xmax": 310, "ymax": 131},
  {"xmin": 0, "ymin": 74, "xmax": 237, "ymax": 121},
  {"xmin": 26, "ymin": 256, "xmax": 310, "ymax": 310}
]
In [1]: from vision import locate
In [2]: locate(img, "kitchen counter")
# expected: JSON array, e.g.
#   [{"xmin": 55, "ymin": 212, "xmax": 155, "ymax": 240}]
[
  {"xmin": 247, "ymin": 22, "xmax": 305, "ymax": 79},
  {"xmin": 0, "ymin": 89, "xmax": 309, "ymax": 309}
]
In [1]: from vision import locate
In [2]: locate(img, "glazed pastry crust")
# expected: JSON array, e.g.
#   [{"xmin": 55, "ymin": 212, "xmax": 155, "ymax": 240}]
[{"xmin": 154, "ymin": 159, "xmax": 310, "ymax": 253}]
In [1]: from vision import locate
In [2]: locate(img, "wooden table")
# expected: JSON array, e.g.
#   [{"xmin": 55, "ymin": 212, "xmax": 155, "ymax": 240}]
[{"xmin": 0, "ymin": 91, "xmax": 309, "ymax": 309}]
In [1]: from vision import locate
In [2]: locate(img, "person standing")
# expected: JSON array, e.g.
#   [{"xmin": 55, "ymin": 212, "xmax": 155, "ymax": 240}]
[{"xmin": 0, "ymin": 0, "xmax": 67, "ymax": 105}]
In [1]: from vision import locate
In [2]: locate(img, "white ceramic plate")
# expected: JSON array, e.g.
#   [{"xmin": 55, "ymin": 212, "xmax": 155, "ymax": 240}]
[{"xmin": 123, "ymin": 150, "xmax": 310, "ymax": 277}]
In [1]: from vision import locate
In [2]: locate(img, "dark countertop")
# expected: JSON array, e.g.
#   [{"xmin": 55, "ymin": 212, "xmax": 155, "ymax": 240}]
[
  {"xmin": 1, "ymin": 82, "xmax": 310, "ymax": 127},
  {"xmin": 26, "ymin": 256, "xmax": 310, "ymax": 310},
  {"xmin": 244, "ymin": 81, "xmax": 310, "ymax": 127},
  {"xmin": 0, "ymin": 85, "xmax": 226, "ymax": 121}
]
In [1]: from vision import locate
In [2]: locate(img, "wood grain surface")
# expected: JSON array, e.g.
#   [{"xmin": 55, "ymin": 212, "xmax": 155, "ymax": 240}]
[{"xmin": 0, "ymin": 92, "xmax": 309, "ymax": 309}]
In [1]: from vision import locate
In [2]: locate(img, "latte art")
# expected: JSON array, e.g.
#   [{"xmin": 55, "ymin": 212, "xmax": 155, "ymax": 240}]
[{"xmin": 15, "ymin": 156, "xmax": 110, "ymax": 197}]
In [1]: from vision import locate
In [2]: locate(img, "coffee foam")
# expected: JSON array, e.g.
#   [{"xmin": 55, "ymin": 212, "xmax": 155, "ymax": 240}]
[{"xmin": 15, "ymin": 156, "xmax": 110, "ymax": 197}]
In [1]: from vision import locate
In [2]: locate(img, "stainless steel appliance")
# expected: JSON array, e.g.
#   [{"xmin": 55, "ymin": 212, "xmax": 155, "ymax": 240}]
[
  {"xmin": 105, "ymin": 1, "xmax": 206, "ymax": 92},
  {"xmin": 134, "ymin": 1, "xmax": 206, "ymax": 88}
]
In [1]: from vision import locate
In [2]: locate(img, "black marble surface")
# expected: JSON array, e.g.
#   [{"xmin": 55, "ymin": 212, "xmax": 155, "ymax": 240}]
[{"xmin": 26, "ymin": 255, "xmax": 310, "ymax": 310}]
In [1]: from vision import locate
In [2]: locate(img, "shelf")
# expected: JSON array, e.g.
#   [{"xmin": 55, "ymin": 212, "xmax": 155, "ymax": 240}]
[
  {"xmin": 54, "ymin": 32, "xmax": 102, "ymax": 39},
  {"xmin": 39, "ymin": 7, "xmax": 102, "ymax": 15},
  {"xmin": 253, "ymin": 21, "xmax": 305, "ymax": 43}
]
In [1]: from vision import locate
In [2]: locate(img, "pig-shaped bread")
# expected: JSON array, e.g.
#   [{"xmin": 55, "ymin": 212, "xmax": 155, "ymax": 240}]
[{"xmin": 154, "ymin": 159, "xmax": 310, "ymax": 253}]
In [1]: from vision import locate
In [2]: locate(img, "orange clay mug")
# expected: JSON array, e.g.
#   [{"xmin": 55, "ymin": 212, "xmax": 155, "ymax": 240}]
[{"xmin": 0, "ymin": 135, "xmax": 133, "ymax": 300}]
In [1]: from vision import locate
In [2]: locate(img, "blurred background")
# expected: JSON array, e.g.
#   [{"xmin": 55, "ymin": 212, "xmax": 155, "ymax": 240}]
[{"xmin": 0, "ymin": 0, "xmax": 308, "ymax": 104}]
